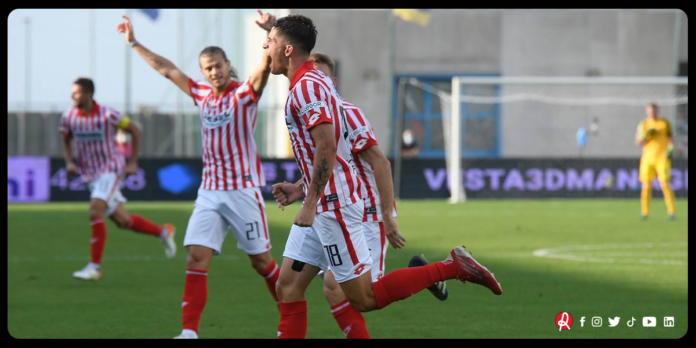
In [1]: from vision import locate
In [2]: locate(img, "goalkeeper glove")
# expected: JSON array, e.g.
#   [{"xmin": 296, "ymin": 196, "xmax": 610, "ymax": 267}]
[{"xmin": 667, "ymin": 144, "xmax": 674, "ymax": 161}]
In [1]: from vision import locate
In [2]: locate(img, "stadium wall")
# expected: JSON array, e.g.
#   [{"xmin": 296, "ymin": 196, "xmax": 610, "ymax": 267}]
[{"xmin": 291, "ymin": 9, "xmax": 687, "ymax": 158}]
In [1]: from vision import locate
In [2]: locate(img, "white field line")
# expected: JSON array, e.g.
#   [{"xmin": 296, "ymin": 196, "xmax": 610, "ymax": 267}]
[{"xmin": 532, "ymin": 242, "xmax": 688, "ymax": 266}]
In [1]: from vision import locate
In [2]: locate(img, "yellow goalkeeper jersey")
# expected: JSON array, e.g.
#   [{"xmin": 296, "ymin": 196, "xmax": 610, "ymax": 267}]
[{"xmin": 637, "ymin": 117, "xmax": 672, "ymax": 159}]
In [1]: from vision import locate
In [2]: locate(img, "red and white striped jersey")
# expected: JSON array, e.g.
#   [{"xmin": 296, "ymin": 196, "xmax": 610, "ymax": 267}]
[
  {"xmin": 285, "ymin": 61, "xmax": 362, "ymax": 213},
  {"xmin": 189, "ymin": 78, "xmax": 265, "ymax": 191},
  {"xmin": 341, "ymin": 99, "xmax": 398, "ymax": 222},
  {"xmin": 59, "ymin": 103, "xmax": 127, "ymax": 183}
]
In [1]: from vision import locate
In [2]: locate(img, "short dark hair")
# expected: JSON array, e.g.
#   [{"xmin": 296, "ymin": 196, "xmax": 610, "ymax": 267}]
[
  {"xmin": 648, "ymin": 102, "xmax": 659, "ymax": 111},
  {"xmin": 74, "ymin": 77, "xmax": 94, "ymax": 95},
  {"xmin": 310, "ymin": 52, "xmax": 335, "ymax": 77},
  {"xmin": 272, "ymin": 15, "xmax": 317, "ymax": 54},
  {"xmin": 199, "ymin": 46, "xmax": 229, "ymax": 62}
]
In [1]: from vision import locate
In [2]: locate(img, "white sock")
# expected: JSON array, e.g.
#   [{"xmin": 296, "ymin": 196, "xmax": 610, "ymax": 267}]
[
  {"xmin": 181, "ymin": 329, "xmax": 198, "ymax": 338},
  {"xmin": 88, "ymin": 262, "xmax": 101, "ymax": 270}
]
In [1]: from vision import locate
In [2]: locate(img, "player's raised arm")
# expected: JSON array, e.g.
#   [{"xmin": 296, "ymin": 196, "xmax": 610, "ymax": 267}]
[
  {"xmin": 249, "ymin": 10, "xmax": 274, "ymax": 97},
  {"xmin": 117, "ymin": 15, "xmax": 191, "ymax": 96}
]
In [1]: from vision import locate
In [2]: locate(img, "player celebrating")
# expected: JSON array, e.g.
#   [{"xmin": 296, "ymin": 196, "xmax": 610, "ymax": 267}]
[
  {"xmin": 272, "ymin": 52, "xmax": 448, "ymax": 338},
  {"xmin": 118, "ymin": 11, "xmax": 279, "ymax": 339},
  {"xmin": 264, "ymin": 15, "xmax": 502, "ymax": 339},
  {"xmin": 60, "ymin": 78, "xmax": 176, "ymax": 281},
  {"xmin": 635, "ymin": 103, "xmax": 676, "ymax": 220}
]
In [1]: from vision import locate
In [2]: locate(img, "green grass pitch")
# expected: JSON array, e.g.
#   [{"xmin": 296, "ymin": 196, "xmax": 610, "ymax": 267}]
[{"xmin": 8, "ymin": 199, "xmax": 687, "ymax": 338}]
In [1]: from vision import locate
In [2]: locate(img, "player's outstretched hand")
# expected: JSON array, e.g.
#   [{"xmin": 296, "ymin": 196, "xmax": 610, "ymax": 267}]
[
  {"xmin": 116, "ymin": 15, "xmax": 136, "ymax": 45},
  {"xmin": 294, "ymin": 205, "xmax": 316, "ymax": 227},
  {"xmin": 255, "ymin": 10, "xmax": 276, "ymax": 32},
  {"xmin": 383, "ymin": 216, "xmax": 406, "ymax": 249}
]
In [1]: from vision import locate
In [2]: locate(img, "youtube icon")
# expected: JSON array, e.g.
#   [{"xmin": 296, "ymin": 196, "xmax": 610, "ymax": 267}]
[{"xmin": 643, "ymin": 317, "xmax": 657, "ymax": 327}]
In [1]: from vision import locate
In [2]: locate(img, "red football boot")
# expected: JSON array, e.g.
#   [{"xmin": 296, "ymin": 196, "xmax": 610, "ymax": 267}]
[{"xmin": 446, "ymin": 246, "xmax": 503, "ymax": 295}]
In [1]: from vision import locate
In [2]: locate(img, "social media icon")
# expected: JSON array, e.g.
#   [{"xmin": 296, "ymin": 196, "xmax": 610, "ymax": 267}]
[
  {"xmin": 608, "ymin": 317, "xmax": 620, "ymax": 327},
  {"xmin": 664, "ymin": 317, "xmax": 675, "ymax": 327},
  {"xmin": 555, "ymin": 312, "xmax": 573, "ymax": 331},
  {"xmin": 580, "ymin": 317, "xmax": 586, "ymax": 327},
  {"xmin": 643, "ymin": 317, "xmax": 656, "ymax": 327},
  {"xmin": 627, "ymin": 317, "xmax": 636, "ymax": 327},
  {"xmin": 592, "ymin": 317, "xmax": 602, "ymax": 327}
]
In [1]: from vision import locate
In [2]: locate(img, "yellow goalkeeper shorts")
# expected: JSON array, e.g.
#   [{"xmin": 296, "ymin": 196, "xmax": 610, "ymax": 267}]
[{"xmin": 639, "ymin": 155, "xmax": 671, "ymax": 183}]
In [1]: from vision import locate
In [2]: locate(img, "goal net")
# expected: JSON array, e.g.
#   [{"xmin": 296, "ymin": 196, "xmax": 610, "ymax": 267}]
[{"xmin": 401, "ymin": 76, "xmax": 688, "ymax": 203}]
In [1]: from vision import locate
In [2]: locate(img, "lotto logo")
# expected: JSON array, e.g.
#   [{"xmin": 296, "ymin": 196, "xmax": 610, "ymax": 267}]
[
  {"xmin": 308, "ymin": 113, "xmax": 321, "ymax": 125},
  {"xmin": 354, "ymin": 139, "xmax": 369, "ymax": 150}
]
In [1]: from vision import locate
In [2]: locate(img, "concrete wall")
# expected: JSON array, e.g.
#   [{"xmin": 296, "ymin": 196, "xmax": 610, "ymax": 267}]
[{"xmin": 280, "ymin": 10, "xmax": 686, "ymax": 158}]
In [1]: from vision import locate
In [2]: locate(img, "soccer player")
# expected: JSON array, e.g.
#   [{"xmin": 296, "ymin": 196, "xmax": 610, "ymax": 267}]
[
  {"xmin": 273, "ymin": 52, "xmax": 448, "ymax": 338},
  {"xmin": 60, "ymin": 78, "xmax": 176, "ymax": 281},
  {"xmin": 118, "ymin": 11, "xmax": 279, "ymax": 339},
  {"xmin": 264, "ymin": 15, "xmax": 502, "ymax": 339},
  {"xmin": 635, "ymin": 103, "xmax": 676, "ymax": 220}
]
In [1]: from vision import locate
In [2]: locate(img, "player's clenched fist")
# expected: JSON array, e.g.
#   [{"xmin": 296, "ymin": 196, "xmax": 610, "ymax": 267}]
[
  {"xmin": 124, "ymin": 161, "xmax": 138, "ymax": 176},
  {"xmin": 271, "ymin": 181, "xmax": 303, "ymax": 211},
  {"xmin": 293, "ymin": 205, "xmax": 316, "ymax": 227},
  {"xmin": 66, "ymin": 162, "xmax": 78, "ymax": 176}
]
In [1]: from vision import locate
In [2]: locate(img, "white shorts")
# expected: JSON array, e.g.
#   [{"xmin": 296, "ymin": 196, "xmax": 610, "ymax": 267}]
[
  {"xmin": 364, "ymin": 221, "xmax": 388, "ymax": 282},
  {"xmin": 183, "ymin": 187, "xmax": 271, "ymax": 256},
  {"xmin": 88, "ymin": 172, "xmax": 127, "ymax": 217},
  {"xmin": 283, "ymin": 200, "xmax": 372, "ymax": 283},
  {"xmin": 317, "ymin": 221, "xmax": 388, "ymax": 283}
]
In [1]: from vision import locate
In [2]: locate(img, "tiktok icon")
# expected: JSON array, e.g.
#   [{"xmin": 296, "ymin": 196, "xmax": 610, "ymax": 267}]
[
  {"xmin": 555, "ymin": 312, "xmax": 573, "ymax": 331},
  {"xmin": 627, "ymin": 317, "xmax": 636, "ymax": 327}
]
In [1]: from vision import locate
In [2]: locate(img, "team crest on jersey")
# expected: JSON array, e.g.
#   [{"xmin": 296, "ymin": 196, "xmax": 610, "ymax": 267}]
[{"xmin": 300, "ymin": 101, "xmax": 326, "ymax": 116}]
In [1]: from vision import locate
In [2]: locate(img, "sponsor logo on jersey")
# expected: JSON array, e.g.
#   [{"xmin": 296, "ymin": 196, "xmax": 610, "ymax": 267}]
[
  {"xmin": 300, "ymin": 101, "xmax": 325, "ymax": 116},
  {"xmin": 74, "ymin": 131, "xmax": 104, "ymax": 141},
  {"xmin": 349, "ymin": 127, "xmax": 368, "ymax": 140}
]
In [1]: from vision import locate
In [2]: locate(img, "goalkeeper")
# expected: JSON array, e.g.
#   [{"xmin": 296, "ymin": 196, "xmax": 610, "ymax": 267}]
[{"xmin": 635, "ymin": 103, "xmax": 676, "ymax": 220}]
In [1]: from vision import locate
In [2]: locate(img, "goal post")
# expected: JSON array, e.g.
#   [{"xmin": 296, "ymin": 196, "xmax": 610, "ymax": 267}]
[{"xmin": 447, "ymin": 76, "xmax": 688, "ymax": 203}]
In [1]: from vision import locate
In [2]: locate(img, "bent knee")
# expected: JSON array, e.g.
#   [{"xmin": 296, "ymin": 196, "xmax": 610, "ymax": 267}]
[
  {"xmin": 323, "ymin": 281, "xmax": 341, "ymax": 298},
  {"xmin": 89, "ymin": 210, "xmax": 105, "ymax": 221},
  {"xmin": 186, "ymin": 252, "xmax": 210, "ymax": 268},
  {"xmin": 112, "ymin": 216, "xmax": 131, "ymax": 229},
  {"xmin": 250, "ymin": 255, "xmax": 272, "ymax": 273},
  {"xmin": 349, "ymin": 297, "xmax": 378, "ymax": 312}
]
